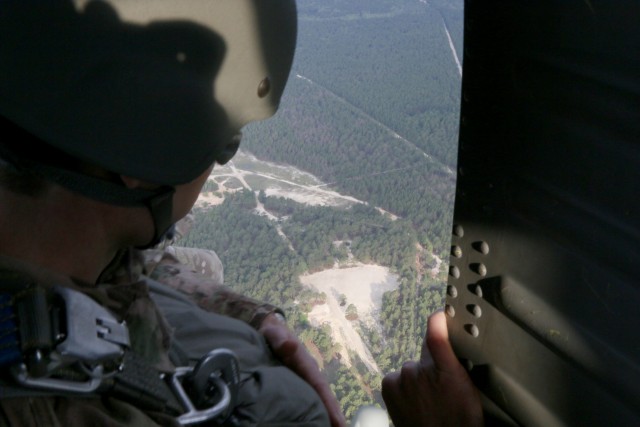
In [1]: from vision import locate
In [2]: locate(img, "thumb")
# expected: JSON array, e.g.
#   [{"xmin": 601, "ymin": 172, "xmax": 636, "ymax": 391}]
[
  {"xmin": 422, "ymin": 310, "xmax": 460, "ymax": 373},
  {"xmin": 261, "ymin": 324, "xmax": 298, "ymax": 357}
]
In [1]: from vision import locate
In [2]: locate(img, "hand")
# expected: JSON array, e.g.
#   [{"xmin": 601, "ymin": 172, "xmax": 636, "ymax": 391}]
[
  {"xmin": 381, "ymin": 310, "xmax": 483, "ymax": 427},
  {"xmin": 259, "ymin": 313, "xmax": 347, "ymax": 427}
]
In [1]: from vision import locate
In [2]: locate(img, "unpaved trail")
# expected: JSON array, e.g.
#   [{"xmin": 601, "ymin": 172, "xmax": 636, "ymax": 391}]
[
  {"xmin": 416, "ymin": 0, "xmax": 462, "ymax": 78},
  {"xmin": 228, "ymin": 161, "xmax": 253, "ymax": 191},
  {"xmin": 441, "ymin": 17, "xmax": 462, "ymax": 77}
]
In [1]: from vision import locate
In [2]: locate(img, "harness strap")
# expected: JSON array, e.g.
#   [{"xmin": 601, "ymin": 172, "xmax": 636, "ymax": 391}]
[
  {"xmin": 0, "ymin": 293, "xmax": 21, "ymax": 367},
  {"xmin": 0, "ymin": 272, "xmax": 237, "ymax": 424},
  {"xmin": 106, "ymin": 350, "xmax": 184, "ymax": 415}
]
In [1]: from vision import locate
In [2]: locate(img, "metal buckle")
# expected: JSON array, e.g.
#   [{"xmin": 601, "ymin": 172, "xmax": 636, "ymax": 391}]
[
  {"xmin": 9, "ymin": 283, "xmax": 241, "ymax": 424},
  {"xmin": 13, "ymin": 363, "xmax": 105, "ymax": 393},
  {"xmin": 12, "ymin": 286, "xmax": 130, "ymax": 393},
  {"xmin": 54, "ymin": 286, "xmax": 130, "ymax": 362},
  {"xmin": 168, "ymin": 349, "xmax": 240, "ymax": 425}
]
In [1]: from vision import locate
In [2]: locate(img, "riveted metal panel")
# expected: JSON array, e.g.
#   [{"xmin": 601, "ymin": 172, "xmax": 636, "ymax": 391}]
[{"xmin": 447, "ymin": 1, "xmax": 640, "ymax": 426}]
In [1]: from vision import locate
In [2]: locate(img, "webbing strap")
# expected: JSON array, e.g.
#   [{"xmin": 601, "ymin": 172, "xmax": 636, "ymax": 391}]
[
  {"xmin": 107, "ymin": 351, "xmax": 184, "ymax": 415},
  {"xmin": 0, "ymin": 271, "xmax": 235, "ymax": 424},
  {"xmin": 0, "ymin": 353, "xmax": 183, "ymax": 416},
  {"xmin": 0, "ymin": 116, "xmax": 176, "ymax": 247},
  {"xmin": 0, "ymin": 293, "xmax": 20, "ymax": 366},
  {"xmin": 0, "ymin": 383, "xmax": 99, "ymax": 399},
  {"xmin": 0, "ymin": 280, "xmax": 181, "ymax": 415}
]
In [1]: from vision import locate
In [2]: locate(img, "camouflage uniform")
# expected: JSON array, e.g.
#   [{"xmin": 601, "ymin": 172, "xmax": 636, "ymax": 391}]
[
  {"xmin": 0, "ymin": 254, "xmax": 178, "ymax": 426},
  {"xmin": 139, "ymin": 214, "xmax": 283, "ymax": 330},
  {"xmin": 0, "ymin": 247, "xmax": 329, "ymax": 426}
]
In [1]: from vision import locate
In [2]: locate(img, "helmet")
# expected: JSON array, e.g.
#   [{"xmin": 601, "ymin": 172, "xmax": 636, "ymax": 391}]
[
  {"xmin": 0, "ymin": 0, "xmax": 297, "ymax": 184},
  {"xmin": 0, "ymin": 0, "xmax": 297, "ymax": 244}
]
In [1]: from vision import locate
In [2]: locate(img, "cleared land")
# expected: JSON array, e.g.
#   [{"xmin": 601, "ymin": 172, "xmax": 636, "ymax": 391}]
[
  {"xmin": 301, "ymin": 264, "xmax": 399, "ymax": 372},
  {"xmin": 198, "ymin": 150, "xmax": 360, "ymax": 209}
]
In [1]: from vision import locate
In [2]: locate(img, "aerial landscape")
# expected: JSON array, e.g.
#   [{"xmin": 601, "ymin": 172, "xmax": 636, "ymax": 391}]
[{"xmin": 183, "ymin": 0, "xmax": 463, "ymax": 417}]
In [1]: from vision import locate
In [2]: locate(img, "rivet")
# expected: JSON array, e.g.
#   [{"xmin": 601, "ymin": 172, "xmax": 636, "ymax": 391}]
[
  {"xmin": 477, "ymin": 263, "xmax": 487, "ymax": 276},
  {"xmin": 449, "ymin": 266, "xmax": 460, "ymax": 279},
  {"xmin": 451, "ymin": 245, "xmax": 462, "ymax": 258},
  {"xmin": 473, "ymin": 284, "xmax": 483, "ymax": 298},
  {"xmin": 458, "ymin": 167, "xmax": 464, "ymax": 176},
  {"xmin": 464, "ymin": 359, "xmax": 474, "ymax": 371},
  {"xmin": 471, "ymin": 305, "xmax": 482, "ymax": 318},
  {"xmin": 257, "ymin": 77, "xmax": 271, "ymax": 98},
  {"xmin": 471, "ymin": 263, "xmax": 487, "ymax": 277},
  {"xmin": 466, "ymin": 324, "xmax": 480, "ymax": 338},
  {"xmin": 447, "ymin": 285, "xmax": 458, "ymax": 298},
  {"xmin": 176, "ymin": 52, "xmax": 187, "ymax": 63},
  {"xmin": 479, "ymin": 241, "xmax": 490, "ymax": 254},
  {"xmin": 453, "ymin": 224, "xmax": 464, "ymax": 238},
  {"xmin": 445, "ymin": 304, "xmax": 456, "ymax": 317}
]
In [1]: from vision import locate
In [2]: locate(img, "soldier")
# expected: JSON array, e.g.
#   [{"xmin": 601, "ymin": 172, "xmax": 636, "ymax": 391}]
[{"xmin": 0, "ymin": 1, "xmax": 344, "ymax": 426}]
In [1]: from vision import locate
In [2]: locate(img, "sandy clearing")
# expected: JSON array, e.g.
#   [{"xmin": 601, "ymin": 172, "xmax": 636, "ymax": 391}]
[
  {"xmin": 301, "ymin": 264, "xmax": 399, "ymax": 372},
  {"xmin": 205, "ymin": 152, "xmax": 363, "ymax": 209},
  {"xmin": 195, "ymin": 192, "xmax": 225, "ymax": 207},
  {"xmin": 238, "ymin": 152, "xmax": 325, "ymax": 186},
  {"xmin": 265, "ymin": 187, "xmax": 352, "ymax": 207}
]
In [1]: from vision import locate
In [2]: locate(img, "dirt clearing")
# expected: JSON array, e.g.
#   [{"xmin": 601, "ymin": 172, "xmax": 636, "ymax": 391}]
[{"xmin": 301, "ymin": 264, "xmax": 398, "ymax": 372}]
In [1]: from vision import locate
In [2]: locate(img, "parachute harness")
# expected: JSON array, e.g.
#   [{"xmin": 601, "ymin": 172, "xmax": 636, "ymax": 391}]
[{"xmin": 0, "ymin": 270, "xmax": 239, "ymax": 425}]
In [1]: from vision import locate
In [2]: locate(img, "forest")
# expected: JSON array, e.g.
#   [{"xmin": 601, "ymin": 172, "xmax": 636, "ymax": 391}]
[
  {"xmin": 185, "ymin": 191, "xmax": 447, "ymax": 418},
  {"xmin": 184, "ymin": 0, "xmax": 463, "ymax": 419}
]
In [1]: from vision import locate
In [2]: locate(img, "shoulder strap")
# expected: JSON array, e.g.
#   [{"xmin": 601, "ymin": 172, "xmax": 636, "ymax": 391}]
[{"xmin": 0, "ymin": 269, "xmax": 236, "ymax": 425}]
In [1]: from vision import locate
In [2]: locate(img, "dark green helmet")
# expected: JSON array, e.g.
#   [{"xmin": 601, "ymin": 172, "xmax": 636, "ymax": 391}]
[
  {"xmin": 0, "ymin": 0, "xmax": 297, "ymax": 244},
  {"xmin": 0, "ymin": 0, "xmax": 297, "ymax": 184}
]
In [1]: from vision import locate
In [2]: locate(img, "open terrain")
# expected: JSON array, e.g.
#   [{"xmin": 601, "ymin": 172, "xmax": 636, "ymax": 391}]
[
  {"xmin": 198, "ymin": 150, "xmax": 362, "ymax": 209},
  {"xmin": 302, "ymin": 264, "xmax": 399, "ymax": 372}
]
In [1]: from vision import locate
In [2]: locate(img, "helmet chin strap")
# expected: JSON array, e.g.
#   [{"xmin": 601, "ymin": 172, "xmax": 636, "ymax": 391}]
[
  {"xmin": 46, "ymin": 165, "xmax": 177, "ymax": 249},
  {"xmin": 140, "ymin": 186, "xmax": 176, "ymax": 249},
  {"xmin": 0, "ymin": 141, "xmax": 176, "ymax": 248}
]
